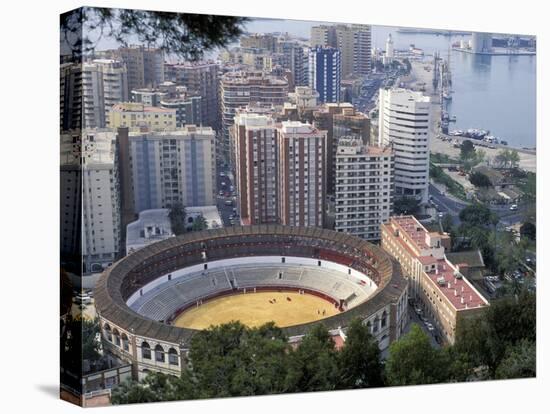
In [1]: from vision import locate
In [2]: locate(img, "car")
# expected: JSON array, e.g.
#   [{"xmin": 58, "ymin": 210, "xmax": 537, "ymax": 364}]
[
  {"xmin": 438, "ymin": 212, "xmax": 444, "ymax": 218},
  {"xmin": 414, "ymin": 307, "xmax": 422, "ymax": 315},
  {"xmin": 219, "ymin": 190, "xmax": 224, "ymax": 196},
  {"xmin": 426, "ymin": 324, "xmax": 435, "ymax": 332},
  {"xmin": 225, "ymin": 200, "xmax": 233, "ymax": 206},
  {"xmin": 421, "ymin": 316, "xmax": 428, "ymax": 322},
  {"xmin": 510, "ymin": 204, "xmax": 518, "ymax": 211},
  {"xmin": 219, "ymin": 172, "xmax": 226, "ymax": 177}
]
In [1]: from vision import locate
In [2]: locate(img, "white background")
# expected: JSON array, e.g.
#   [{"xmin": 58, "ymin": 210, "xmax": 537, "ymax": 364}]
[{"xmin": 0, "ymin": 0, "xmax": 547, "ymax": 412}]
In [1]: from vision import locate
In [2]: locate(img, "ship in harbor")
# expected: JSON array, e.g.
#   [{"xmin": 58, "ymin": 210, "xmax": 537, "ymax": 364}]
[{"xmin": 448, "ymin": 129, "xmax": 508, "ymax": 145}]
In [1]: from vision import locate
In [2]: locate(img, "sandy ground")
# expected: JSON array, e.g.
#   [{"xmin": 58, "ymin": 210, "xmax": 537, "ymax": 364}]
[
  {"xmin": 172, "ymin": 291, "xmax": 340, "ymax": 329},
  {"xmin": 407, "ymin": 61, "xmax": 536, "ymax": 173}
]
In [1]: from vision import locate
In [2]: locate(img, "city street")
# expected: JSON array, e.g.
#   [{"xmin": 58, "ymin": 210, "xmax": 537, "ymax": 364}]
[
  {"xmin": 216, "ymin": 166, "xmax": 237, "ymax": 226},
  {"xmin": 403, "ymin": 302, "xmax": 441, "ymax": 348},
  {"xmin": 429, "ymin": 183, "xmax": 530, "ymax": 227}
]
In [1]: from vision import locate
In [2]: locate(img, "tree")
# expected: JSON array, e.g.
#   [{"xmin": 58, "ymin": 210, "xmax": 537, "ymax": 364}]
[
  {"xmin": 495, "ymin": 339, "xmax": 536, "ymax": 379},
  {"xmin": 469, "ymin": 171, "xmax": 492, "ymax": 188},
  {"xmin": 336, "ymin": 318, "xmax": 384, "ymax": 389},
  {"xmin": 459, "ymin": 203, "xmax": 498, "ymax": 228},
  {"xmin": 441, "ymin": 213, "xmax": 454, "ymax": 233},
  {"xmin": 459, "ymin": 141, "xmax": 485, "ymax": 172},
  {"xmin": 184, "ymin": 321, "xmax": 289, "ymax": 398},
  {"xmin": 112, "ymin": 372, "xmax": 181, "ymax": 404},
  {"xmin": 520, "ymin": 222, "xmax": 536, "ymax": 241},
  {"xmin": 168, "ymin": 202, "xmax": 186, "ymax": 236},
  {"xmin": 385, "ymin": 324, "xmax": 450, "ymax": 386},
  {"xmin": 454, "ymin": 291, "xmax": 536, "ymax": 378},
  {"xmin": 285, "ymin": 324, "xmax": 339, "ymax": 393},
  {"xmin": 191, "ymin": 215, "xmax": 208, "ymax": 232},
  {"xmin": 394, "ymin": 197, "xmax": 420, "ymax": 215},
  {"xmin": 61, "ymin": 8, "xmax": 248, "ymax": 60},
  {"xmin": 460, "ymin": 140, "xmax": 476, "ymax": 160},
  {"xmin": 495, "ymin": 149, "xmax": 520, "ymax": 169}
]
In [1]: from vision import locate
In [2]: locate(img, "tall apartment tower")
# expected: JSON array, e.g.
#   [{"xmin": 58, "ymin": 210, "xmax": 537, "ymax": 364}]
[
  {"xmin": 278, "ymin": 41, "xmax": 308, "ymax": 88},
  {"xmin": 60, "ymin": 62, "xmax": 83, "ymax": 131},
  {"xmin": 311, "ymin": 24, "xmax": 371, "ymax": 77},
  {"xmin": 351, "ymin": 24, "xmax": 372, "ymax": 75},
  {"xmin": 163, "ymin": 62, "xmax": 220, "ymax": 131},
  {"xmin": 221, "ymin": 71, "xmax": 288, "ymax": 164},
  {"xmin": 378, "ymin": 88, "xmax": 431, "ymax": 203},
  {"xmin": 335, "ymin": 137, "xmax": 394, "ymax": 241},
  {"xmin": 82, "ymin": 59, "xmax": 128, "ymax": 129},
  {"xmin": 233, "ymin": 110, "xmax": 280, "ymax": 225},
  {"xmin": 308, "ymin": 47, "xmax": 342, "ymax": 104},
  {"xmin": 310, "ymin": 25, "xmax": 337, "ymax": 48},
  {"xmin": 278, "ymin": 121, "xmax": 326, "ymax": 227},
  {"xmin": 61, "ymin": 130, "xmax": 121, "ymax": 273},
  {"xmin": 115, "ymin": 45, "xmax": 165, "ymax": 95},
  {"xmin": 126, "ymin": 125, "xmax": 216, "ymax": 213}
]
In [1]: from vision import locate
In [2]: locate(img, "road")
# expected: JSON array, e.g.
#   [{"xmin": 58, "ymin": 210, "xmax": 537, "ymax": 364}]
[
  {"xmin": 215, "ymin": 165, "xmax": 238, "ymax": 226},
  {"xmin": 429, "ymin": 183, "xmax": 529, "ymax": 227}
]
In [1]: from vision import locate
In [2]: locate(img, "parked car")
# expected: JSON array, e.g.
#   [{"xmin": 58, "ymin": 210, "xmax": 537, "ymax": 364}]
[{"xmin": 510, "ymin": 204, "xmax": 518, "ymax": 211}]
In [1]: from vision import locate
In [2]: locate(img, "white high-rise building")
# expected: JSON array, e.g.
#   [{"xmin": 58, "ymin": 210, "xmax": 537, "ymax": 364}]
[
  {"xmin": 335, "ymin": 137, "xmax": 394, "ymax": 241},
  {"xmin": 82, "ymin": 59, "xmax": 128, "ymax": 128},
  {"xmin": 384, "ymin": 34, "xmax": 395, "ymax": 65},
  {"xmin": 378, "ymin": 88, "xmax": 431, "ymax": 203},
  {"xmin": 61, "ymin": 130, "xmax": 121, "ymax": 273}
]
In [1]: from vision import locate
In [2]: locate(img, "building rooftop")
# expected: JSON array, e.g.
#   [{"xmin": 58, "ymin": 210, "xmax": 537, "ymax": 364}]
[
  {"xmin": 111, "ymin": 102, "xmax": 174, "ymax": 113},
  {"xmin": 186, "ymin": 206, "xmax": 223, "ymax": 229},
  {"xmin": 391, "ymin": 216, "xmax": 430, "ymax": 251},
  {"xmin": 280, "ymin": 121, "xmax": 324, "ymax": 137},
  {"xmin": 425, "ymin": 258, "xmax": 488, "ymax": 310},
  {"xmin": 126, "ymin": 209, "xmax": 174, "ymax": 255},
  {"xmin": 60, "ymin": 130, "xmax": 116, "ymax": 167},
  {"xmin": 384, "ymin": 216, "xmax": 488, "ymax": 311}
]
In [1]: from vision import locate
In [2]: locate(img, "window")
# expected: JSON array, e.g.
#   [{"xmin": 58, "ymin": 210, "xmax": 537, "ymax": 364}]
[
  {"xmin": 121, "ymin": 333, "xmax": 129, "ymax": 351},
  {"xmin": 155, "ymin": 345, "xmax": 165, "ymax": 362},
  {"xmin": 168, "ymin": 348, "xmax": 179, "ymax": 365},
  {"xmin": 112, "ymin": 329, "xmax": 121, "ymax": 346},
  {"xmin": 142, "ymin": 342, "xmax": 151, "ymax": 360},
  {"xmin": 103, "ymin": 324, "xmax": 112, "ymax": 342}
]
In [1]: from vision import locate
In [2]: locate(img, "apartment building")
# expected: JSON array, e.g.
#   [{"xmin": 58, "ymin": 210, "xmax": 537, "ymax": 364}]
[
  {"xmin": 163, "ymin": 62, "xmax": 220, "ymax": 131},
  {"xmin": 378, "ymin": 88, "xmax": 431, "ymax": 203},
  {"xmin": 335, "ymin": 138, "xmax": 394, "ymax": 241},
  {"xmin": 233, "ymin": 110, "xmax": 280, "ymax": 225},
  {"xmin": 221, "ymin": 71, "xmax": 288, "ymax": 164},
  {"xmin": 82, "ymin": 59, "xmax": 128, "ymax": 129},
  {"xmin": 381, "ymin": 216, "xmax": 489, "ymax": 344},
  {"xmin": 60, "ymin": 62, "xmax": 83, "ymax": 131},
  {"xmin": 311, "ymin": 24, "xmax": 372, "ymax": 77},
  {"xmin": 115, "ymin": 45, "xmax": 165, "ymax": 95},
  {"xmin": 278, "ymin": 121, "xmax": 326, "ymax": 227},
  {"xmin": 61, "ymin": 130, "xmax": 121, "ymax": 273},
  {"xmin": 308, "ymin": 47, "xmax": 342, "ymax": 104},
  {"xmin": 125, "ymin": 125, "xmax": 216, "ymax": 213},
  {"xmin": 108, "ymin": 102, "xmax": 176, "ymax": 131}
]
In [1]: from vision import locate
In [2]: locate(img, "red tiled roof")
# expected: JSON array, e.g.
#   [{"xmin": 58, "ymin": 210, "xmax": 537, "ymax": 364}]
[{"xmin": 425, "ymin": 259, "xmax": 487, "ymax": 310}]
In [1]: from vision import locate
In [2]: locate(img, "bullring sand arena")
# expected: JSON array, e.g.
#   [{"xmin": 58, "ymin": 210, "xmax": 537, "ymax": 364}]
[{"xmin": 172, "ymin": 291, "xmax": 340, "ymax": 329}]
